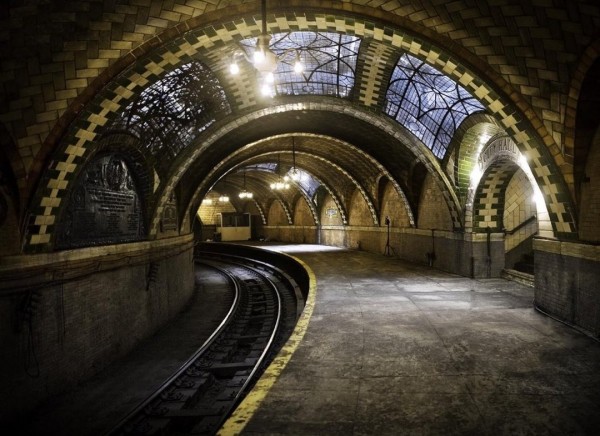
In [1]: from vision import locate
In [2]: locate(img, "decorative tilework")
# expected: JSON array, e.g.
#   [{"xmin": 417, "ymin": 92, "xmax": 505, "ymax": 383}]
[
  {"xmin": 17, "ymin": 6, "xmax": 586, "ymax": 250},
  {"xmin": 473, "ymin": 161, "xmax": 518, "ymax": 231},
  {"xmin": 356, "ymin": 39, "xmax": 396, "ymax": 107},
  {"xmin": 273, "ymin": 198, "xmax": 292, "ymax": 225}
]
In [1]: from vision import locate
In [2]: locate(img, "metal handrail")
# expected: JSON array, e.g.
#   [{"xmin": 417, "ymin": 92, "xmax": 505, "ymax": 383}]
[{"xmin": 504, "ymin": 215, "xmax": 536, "ymax": 235}]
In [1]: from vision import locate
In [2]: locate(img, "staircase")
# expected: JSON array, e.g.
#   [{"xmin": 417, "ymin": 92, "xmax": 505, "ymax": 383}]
[
  {"xmin": 514, "ymin": 252, "xmax": 534, "ymax": 274},
  {"xmin": 502, "ymin": 252, "xmax": 534, "ymax": 288}
]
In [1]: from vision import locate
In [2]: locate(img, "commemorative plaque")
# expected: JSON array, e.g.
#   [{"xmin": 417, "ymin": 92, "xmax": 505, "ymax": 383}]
[{"xmin": 56, "ymin": 154, "xmax": 145, "ymax": 248}]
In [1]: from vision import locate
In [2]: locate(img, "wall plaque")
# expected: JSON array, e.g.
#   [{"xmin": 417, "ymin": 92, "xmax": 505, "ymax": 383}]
[
  {"xmin": 56, "ymin": 154, "xmax": 145, "ymax": 248},
  {"xmin": 160, "ymin": 193, "xmax": 178, "ymax": 232}
]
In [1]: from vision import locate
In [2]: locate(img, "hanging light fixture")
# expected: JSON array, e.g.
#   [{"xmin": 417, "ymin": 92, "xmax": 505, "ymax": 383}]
[
  {"xmin": 219, "ymin": 176, "xmax": 230, "ymax": 202},
  {"xmin": 238, "ymin": 167, "xmax": 254, "ymax": 199},
  {"xmin": 228, "ymin": 0, "xmax": 304, "ymax": 97},
  {"xmin": 289, "ymin": 136, "xmax": 300, "ymax": 181},
  {"xmin": 270, "ymin": 154, "xmax": 290, "ymax": 190}
]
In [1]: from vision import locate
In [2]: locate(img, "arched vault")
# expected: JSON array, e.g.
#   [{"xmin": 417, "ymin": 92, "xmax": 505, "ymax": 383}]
[
  {"xmin": 16, "ymin": 3, "xmax": 581, "ymax": 250},
  {"xmin": 181, "ymin": 133, "xmax": 420, "ymax": 232}
]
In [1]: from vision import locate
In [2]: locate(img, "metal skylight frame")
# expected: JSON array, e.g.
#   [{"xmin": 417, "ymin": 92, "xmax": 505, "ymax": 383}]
[
  {"xmin": 112, "ymin": 61, "xmax": 231, "ymax": 163},
  {"xmin": 384, "ymin": 53, "xmax": 485, "ymax": 158},
  {"xmin": 239, "ymin": 31, "xmax": 361, "ymax": 97}
]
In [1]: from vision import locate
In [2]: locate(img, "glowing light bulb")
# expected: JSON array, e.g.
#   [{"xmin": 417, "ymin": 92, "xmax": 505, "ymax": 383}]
[
  {"xmin": 260, "ymin": 82, "xmax": 273, "ymax": 97},
  {"xmin": 254, "ymin": 49, "xmax": 265, "ymax": 65},
  {"xmin": 229, "ymin": 62, "xmax": 240, "ymax": 75},
  {"xmin": 294, "ymin": 59, "xmax": 304, "ymax": 74}
]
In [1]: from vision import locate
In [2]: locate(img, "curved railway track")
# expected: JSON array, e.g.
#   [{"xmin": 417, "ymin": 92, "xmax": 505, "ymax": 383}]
[{"xmin": 108, "ymin": 254, "xmax": 301, "ymax": 435}]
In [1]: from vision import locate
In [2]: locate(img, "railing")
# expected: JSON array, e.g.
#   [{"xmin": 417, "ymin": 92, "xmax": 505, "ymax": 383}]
[{"xmin": 504, "ymin": 215, "xmax": 536, "ymax": 235}]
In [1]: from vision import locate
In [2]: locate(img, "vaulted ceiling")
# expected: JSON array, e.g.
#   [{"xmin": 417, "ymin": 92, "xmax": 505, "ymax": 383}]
[{"xmin": 2, "ymin": 0, "xmax": 598, "ymax": 250}]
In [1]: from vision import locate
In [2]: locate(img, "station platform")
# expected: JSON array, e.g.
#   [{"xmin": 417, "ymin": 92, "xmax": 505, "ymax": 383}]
[
  {"xmin": 16, "ymin": 244, "xmax": 600, "ymax": 435},
  {"xmin": 228, "ymin": 244, "xmax": 600, "ymax": 435}
]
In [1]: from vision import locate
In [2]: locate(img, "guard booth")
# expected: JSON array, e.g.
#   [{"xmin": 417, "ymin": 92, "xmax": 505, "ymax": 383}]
[{"xmin": 216, "ymin": 212, "xmax": 251, "ymax": 241}]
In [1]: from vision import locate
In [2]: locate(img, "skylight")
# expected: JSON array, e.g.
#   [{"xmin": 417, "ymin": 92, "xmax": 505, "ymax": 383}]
[
  {"xmin": 384, "ymin": 54, "xmax": 484, "ymax": 158},
  {"xmin": 240, "ymin": 31, "xmax": 361, "ymax": 97}
]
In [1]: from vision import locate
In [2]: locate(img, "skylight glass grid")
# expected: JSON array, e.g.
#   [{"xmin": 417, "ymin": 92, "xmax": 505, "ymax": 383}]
[
  {"xmin": 111, "ymin": 62, "xmax": 230, "ymax": 164},
  {"xmin": 240, "ymin": 31, "xmax": 361, "ymax": 97},
  {"xmin": 284, "ymin": 168, "xmax": 320, "ymax": 198},
  {"xmin": 384, "ymin": 54, "xmax": 484, "ymax": 158}
]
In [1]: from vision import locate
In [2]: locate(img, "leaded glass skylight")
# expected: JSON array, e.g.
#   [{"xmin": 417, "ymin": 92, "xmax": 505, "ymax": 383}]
[
  {"xmin": 384, "ymin": 54, "xmax": 484, "ymax": 158},
  {"xmin": 284, "ymin": 168, "xmax": 320, "ymax": 198},
  {"xmin": 240, "ymin": 32, "xmax": 361, "ymax": 97},
  {"xmin": 111, "ymin": 61, "xmax": 230, "ymax": 164},
  {"xmin": 246, "ymin": 163, "xmax": 278, "ymax": 172}
]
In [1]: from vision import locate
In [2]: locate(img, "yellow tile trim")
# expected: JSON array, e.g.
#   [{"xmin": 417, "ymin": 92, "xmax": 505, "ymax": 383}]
[{"xmin": 218, "ymin": 256, "xmax": 317, "ymax": 435}]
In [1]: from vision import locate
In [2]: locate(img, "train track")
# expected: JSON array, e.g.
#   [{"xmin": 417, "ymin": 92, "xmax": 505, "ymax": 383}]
[{"xmin": 107, "ymin": 255, "xmax": 301, "ymax": 435}]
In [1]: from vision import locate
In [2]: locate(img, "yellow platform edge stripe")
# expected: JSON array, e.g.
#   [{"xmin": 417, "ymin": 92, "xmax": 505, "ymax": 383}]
[{"xmin": 217, "ymin": 256, "xmax": 317, "ymax": 435}]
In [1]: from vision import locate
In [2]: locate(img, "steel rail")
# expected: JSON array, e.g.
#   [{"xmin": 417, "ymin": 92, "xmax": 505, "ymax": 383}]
[
  {"xmin": 106, "ymin": 257, "xmax": 290, "ymax": 436},
  {"xmin": 106, "ymin": 261, "xmax": 240, "ymax": 436}
]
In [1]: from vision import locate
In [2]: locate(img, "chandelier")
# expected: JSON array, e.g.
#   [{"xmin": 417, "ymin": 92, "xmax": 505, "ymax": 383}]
[
  {"xmin": 289, "ymin": 136, "xmax": 300, "ymax": 182},
  {"xmin": 270, "ymin": 153, "xmax": 290, "ymax": 191},
  {"xmin": 218, "ymin": 176, "xmax": 229, "ymax": 202},
  {"xmin": 270, "ymin": 137, "xmax": 300, "ymax": 190},
  {"xmin": 238, "ymin": 167, "xmax": 253, "ymax": 199},
  {"xmin": 228, "ymin": 0, "xmax": 304, "ymax": 97}
]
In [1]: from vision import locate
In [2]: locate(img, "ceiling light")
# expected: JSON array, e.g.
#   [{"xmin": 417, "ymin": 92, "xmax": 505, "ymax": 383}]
[
  {"xmin": 271, "ymin": 153, "xmax": 289, "ymax": 191},
  {"xmin": 238, "ymin": 167, "xmax": 253, "ymax": 199},
  {"xmin": 228, "ymin": 0, "xmax": 304, "ymax": 97}
]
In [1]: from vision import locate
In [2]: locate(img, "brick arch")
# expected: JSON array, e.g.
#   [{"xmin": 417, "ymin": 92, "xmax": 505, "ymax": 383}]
[
  {"xmin": 379, "ymin": 177, "xmax": 412, "ymax": 228},
  {"xmin": 348, "ymin": 188, "xmax": 374, "ymax": 226},
  {"xmin": 579, "ymin": 126, "xmax": 600, "ymax": 242},
  {"xmin": 292, "ymin": 194, "xmax": 318, "ymax": 227},
  {"xmin": 183, "ymin": 147, "xmax": 350, "ymax": 232},
  {"xmin": 22, "ymin": 6, "xmax": 582, "ymax": 248},
  {"xmin": 21, "ymin": 1, "xmax": 574, "ymax": 178},
  {"xmin": 179, "ymin": 131, "xmax": 420, "ymax": 234},
  {"xmin": 267, "ymin": 198, "xmax": 292, "ymax": 226},
  {"xmin": 472, "ymin": 159, "xmax": 520, "ymax": 232},
  {"xmin": 564, "ymin": 39, "xmax": 600, "ymax": 192},
  {"xmin": 251, "ymin": 199, "xmax": 267, "ymax": 225},
  {"xmin": 448, "ymin": 116, "xmax": 504, "ymax": 207},
  {"xmin": 49, "ymin": 133, "xmax": 156, "ymax": 249},
  {"xmin": 566, "ymin": 41, "xmax": 600, "ymax": 218}
]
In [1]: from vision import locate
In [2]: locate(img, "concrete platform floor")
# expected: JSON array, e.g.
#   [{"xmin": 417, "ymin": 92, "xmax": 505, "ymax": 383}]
[
  {"xmin": 14, "ymin": 244, "xmax": 600, "ymax": 435},
  {"xmin": 239, "ymin": 244, "xmax": 600, "ymax": 436}
]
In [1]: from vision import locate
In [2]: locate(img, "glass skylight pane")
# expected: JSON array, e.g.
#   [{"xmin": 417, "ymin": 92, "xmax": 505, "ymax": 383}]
[
  {"xmin": 384, "ymin": 53, "xmax": 484, "ymax": 158},
  {"xmin": 240, "ymin": 31, "xmax": 360, "ymax": 98},
  {"xmin": 111, "ymin": 61, "xmax": 230, "ymax": 163}
]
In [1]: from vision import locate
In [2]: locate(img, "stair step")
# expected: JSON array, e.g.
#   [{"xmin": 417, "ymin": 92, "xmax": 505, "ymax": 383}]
[{"xmin": 501, "ymin": 269, "xmax": 534, "ymax": 288}]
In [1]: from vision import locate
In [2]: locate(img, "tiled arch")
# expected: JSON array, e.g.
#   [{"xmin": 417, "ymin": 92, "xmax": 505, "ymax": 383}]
[
  {"xmin": 23, "ymin": 8, "xmax": 578, "ymax": 249},
  {"xmin": 179, "ymin": 131, "xmax": 419, "ymax": 235},
  {"xmin": 181, "ymin": 148, "xmax": 354, "ymax": 232},
  {"xmin": 472, "ymin": 159, "xmax": 520, "ymax": 232},
  {"xmin": 268, "ymin": 197, "xmax": 293, "ymax": 226},
  {"xmin": 291, "ymin": 191, "xmax": 320, "ymax": 227},
  {"xmin": 467, "ymin": 136, "xmax": 553, "ymax": 237},
  {"xmin": 563, "ymin": 40, "xmax": 600, "ymax": 184},
  {"xmin": 446, "ymin": 114, "xmax": 504, "ymax": 206}
]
